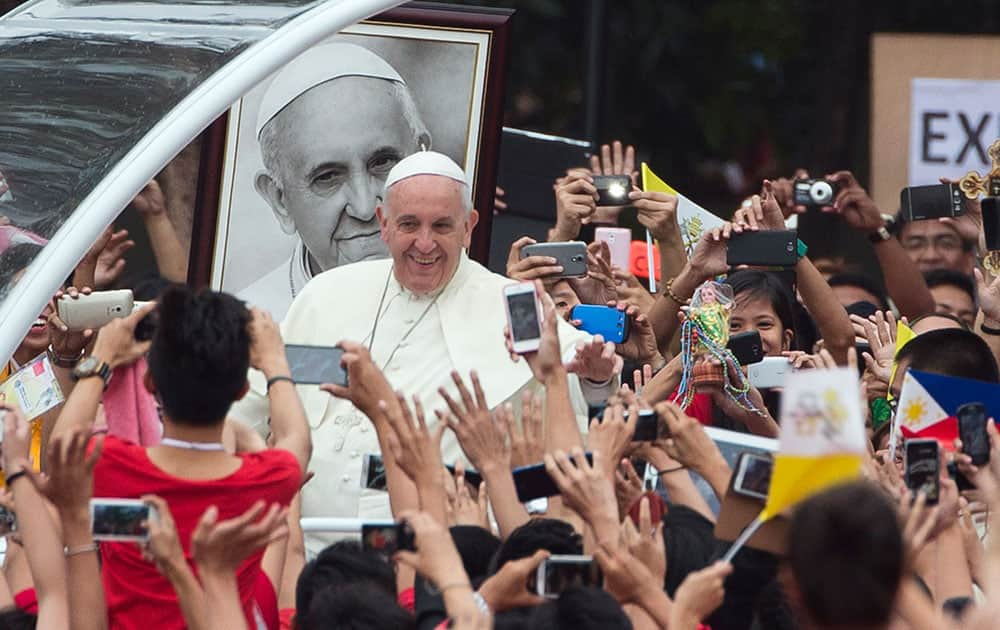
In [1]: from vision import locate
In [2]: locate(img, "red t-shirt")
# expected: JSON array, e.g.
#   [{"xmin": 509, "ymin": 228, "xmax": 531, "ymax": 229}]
[{"xmin": 92, "ymin": 435, "xmax": 301, "ymax": 630}]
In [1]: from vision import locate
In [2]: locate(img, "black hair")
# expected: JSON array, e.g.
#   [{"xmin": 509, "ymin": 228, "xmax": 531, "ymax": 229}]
[
  {"xmin": 299, "ymin": 582, "xmax": 413, "ymax": 630},
  {"xmin": 662, "ymin": 504, "xmax": 716, "ymax": 595},
  {"xmin": 787, "ymin": 481, "xmax": 903, "ymax": 628},
  {"xmin": 896, "ymin": 328, "xmax": 999, "ymax": 384},
  {"xmin": 128, "ymin": 272, "xmax": 175, "ymax": 302},
  {"xmin": 0, "ymin": 243, "xmax": 42, "ymax": 293},
  {"xmin": 450, "ymin": 525, "xmax": 501, "ymax": 583},
  {"xmin": 725, "ymin": 270, "xmax": 798, "ymax": 347},
  {"xmin": 845, "ymin": 300, "xmax": 880, "ymax": 320},
  {"xmin": 907, "ymin": 311, "xmax": 970, "ymax": 331},
  {"xmin": 923, "ymin": 269, "xmax": 977, "ymax": 307},
  {"xmin": 0, "ymin": 608, "xmax": 35, "ymax": 630},
  {"xmin": 490, "ymin": 518, "xmax": 582, "ymax": 575},
  {"xmin": 295, "ymin": 541, "xmax": 396, "ymax": 617},
  {"xmin": 827, "ymin": 272, "xmax": 889, "ymax": 310},
  {"xmin": 145, "ymin": 285, "xmax": 250, "ymax": 425},
  {"xmin": 495, "ymin": 587, "xmax": 630, "ymax": 630}
]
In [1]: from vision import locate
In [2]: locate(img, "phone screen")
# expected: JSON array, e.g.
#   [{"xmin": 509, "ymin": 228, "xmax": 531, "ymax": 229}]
[
  {"xmin": 507, "ymin": 291, "xmax": 541, "ymax": 343},
  {"xmin": 905, "ymin": 440, "xmax": 940, "ymax": 504},
  {"xmin": 535, "ymin": 556, "xmax": 603, "ymax": 598},
  {"xmin": 513, "ymin": 454, "xmax": 593, "ymax": 502},
  {"xmin": 983, "ymin": 198, "xmax": 1000, "ymax": 251},
  {"xmin": 958, "ymin": 403, "xmax": 990, "ymax": 466},
  {"xmin": 734, "ymin": 453, "xmax": 773, "ymax": 500},
  {"xmin": 284, "ymin": 344, "xmax": 347, "ymax": 386},
  {"xmin": 363, "ymin": 454, "xmax": 387, "ymax": 491},
  {"xmin": 361, "ymin": 522, "xmax": 414, "ymax": 558},
  {"xmin": 91, "ymin": 500, "xmax": 150, "ymax": 540}
]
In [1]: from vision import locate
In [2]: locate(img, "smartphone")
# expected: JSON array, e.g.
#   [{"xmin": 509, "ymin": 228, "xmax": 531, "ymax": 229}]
[
  {"xmin": 532, "ymin": 555, "xmax": 603, "ymax": 599},
  {"xmin": 727, "ymin": 330, "xmax": 764, "ymax": 366},
  {"xmin": 283, "ymin": 344, "xmax": 347, "ymax": 386},
  {"xmin": 726, "ymin": 230, "xmax": 798, "ymax": 267},
  {"xmin": 57, "ymin": 289, "xmax": 135, "ymax": 330},
  {"xmin": 594, "ymin": 226, "xmax": 632, "ymax": 270},
  {"xmin": 503, "ymin": 283, "xmax": 543, "ymax": 354},
  {"xmin": 521, "ymin": 242, "xmax": 588, "ymax": 278},
  {"xmin": 747, "ymin": 356, "xmax": 789, "ymax": 389},
  {"xmin": 512, "ymin": 453, "xmax": 593, "ymax": 502},
  {"xmin": 361, "ymin": 521, "xmax": 416, "ymax": 558},
  {"xmin": 957, "ymin": 402, "xmax": 990, "ymax": 467},
  {"xmin": 631, "ymin": 408, "xmax": 659, "ymax": 442},
  {"xmin": 900, "ymin": 183, "xmax": 964, "ymax": 222},
  {"xmin": 983, "ymin": 197, "xmax": 1000, "ymax": 251},
  {"xmin": 361, "ymin": 454, "xmax": 386, "ymax": 491},
  {"xmin": 444, "ymin": 464, "xmax": 483, "ymax": 490},
  {"xmin": 0, "ymin": 506, "xmax": 17, "ymax": 536},
  {"xmin": 732, "ymin": 452, "xmax": 774, "ymax": 501},
  {"xmin": 570, "ymin": 304, "xmax": 630, "ymax": 344},
  {"xmin": 905, "ymin": 439, "xmax": 940, "ymax": 505},
  {"xmin": 592, "ymin": 175, "xmax": 631, "ymax": 207},
  {"xmin": 90, "ymin": 498, "xmax": 154, "ymax": 541}
]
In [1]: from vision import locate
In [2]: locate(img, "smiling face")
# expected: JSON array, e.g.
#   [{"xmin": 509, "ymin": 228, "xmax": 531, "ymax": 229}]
[
  {"xmin": 729, "ymin": 293, "xmax": 793, "ymax": 356},
  {"xmin": 377, "ymin": 174, "xmax": 478, "ymax": 295},
  {"xmin": 256, "ymin": 77, "xmax": 426, "ymax": 273}
]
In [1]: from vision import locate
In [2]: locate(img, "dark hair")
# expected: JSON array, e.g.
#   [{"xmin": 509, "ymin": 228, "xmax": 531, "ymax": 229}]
[
  {"xmin": 662, "ymin": 504, "xmax": 716, "ymax": 595},
  {"xmin": 923, "ymin": 269, "xmax": 977, "ymax": 307},
  {"xmin": 725, "ymin": 270, "xmax": 798, "ymax": 345},
  {"xmin": 490, "ymin": 518, "xmax": 582, "ymax": 575},
  {"xmin": 896, "ymin": 328, "xmax": 999, "ymax": 384},
  {"xmin": 497, "ymin": 587, "xmax": 630, "ymax": 630},
  {"xmin": 145, "ymin": 286, "xmax": 251, "ymax": 425},
  {"xmin": 295, "ymin": 541, "xmax": 395, "ymax": 617},
  {"xmin": 827, "ymin": 272, "xmax": 889, "ymax": 310},
  {"xmin": 450, "ymin": 525, "xmax": 501, "ymax": 583},
  {"xmin": 0, "ymin": 243, "xmax": 42, "ymax": 292},
  {"xmin": 299, "ymin": 582, "xmax": 413, "ymax": 630},
  {"xmin": 0, "ymin": 608, "xmax": 35, "ymax": 630},
  {"xmin": 907, "ymin": 311, "xmax": 970, "ymax": 331},
  {"xmin": 787, "ymin": 482, "xmax": 903, "ymax": 628}
]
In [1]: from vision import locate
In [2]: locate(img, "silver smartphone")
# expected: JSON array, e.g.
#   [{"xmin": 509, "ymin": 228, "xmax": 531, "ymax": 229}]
[
  {"xmin": 747, "ymin": 356, "xmax": 789, "ymax": 389},
  {"xmin": 90, "ymin": 498, "xmax": 156, "ymax": 541},
  {"xmin": 521, "ymin": 242, "xmax": 588, "ymax": 278},
  {"xmin": 57, "ymin": 289, "xmax": 136, "ymax": 330},
  {"xmin": 532, "ymin": 554, "xmax": 603, "ymax": 599}
]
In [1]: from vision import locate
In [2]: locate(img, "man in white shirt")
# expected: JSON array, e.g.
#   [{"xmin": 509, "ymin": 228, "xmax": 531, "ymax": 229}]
[
  {"xmin": 239, "ymin": 42, "xmax": 431, "ymax": 319},
  {"xmin": 230, "ymin": 151, "xmax": 620, "ymax": 553}
]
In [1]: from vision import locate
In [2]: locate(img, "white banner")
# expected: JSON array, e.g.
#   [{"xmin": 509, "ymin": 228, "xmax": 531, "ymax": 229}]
[{"xmin": 909, "ymin": 78, "xmax": 1000, "ymax": 187}]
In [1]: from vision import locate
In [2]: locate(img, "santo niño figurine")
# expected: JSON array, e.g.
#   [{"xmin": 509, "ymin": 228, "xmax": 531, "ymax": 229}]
[{"xmin": 672, "ymin": 280, "xmax": 760, "ymax": 413}]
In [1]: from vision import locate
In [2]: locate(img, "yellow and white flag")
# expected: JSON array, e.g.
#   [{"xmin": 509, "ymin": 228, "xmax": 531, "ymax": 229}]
[
  {"xmin": 761, "ymin": 367, "xmax": 866, "ymax": 521},
  {"xmin": 641, "ymin": 163, "xmax": 723, "ymax": 257},
  {"xmin": 888, "ymin": 320, "xmax": 916, "ymax": 397}
]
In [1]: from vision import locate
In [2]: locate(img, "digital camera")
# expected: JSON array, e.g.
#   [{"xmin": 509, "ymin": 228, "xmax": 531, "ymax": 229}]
[{"xmin": 793, "ymin": 178, "xmax": 839, "ymax": 208}]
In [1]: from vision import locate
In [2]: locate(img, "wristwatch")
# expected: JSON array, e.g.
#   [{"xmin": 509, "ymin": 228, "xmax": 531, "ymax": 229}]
[
  {"xmin": 71, "ymin": 356, "xmax": 111, "ymax": 389},
  {"xmin": 867, "ymin": 214, "xmax": 896, "ymax": 244}
]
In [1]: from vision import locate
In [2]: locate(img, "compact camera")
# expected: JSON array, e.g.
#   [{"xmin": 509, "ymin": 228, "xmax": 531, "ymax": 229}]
[{"xmin": 793, "ymin": 179, "xmax": 839, "ymax": 208}]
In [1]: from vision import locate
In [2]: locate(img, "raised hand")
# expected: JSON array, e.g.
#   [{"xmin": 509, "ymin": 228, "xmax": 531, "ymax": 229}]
[
  {"xmin": 320, "ymin": 341, "xmax": 393, "ymax": 416},
  {"xmin": 439, "ymin": 371, "xmax": 510, "ymax": 474},
  {"xmin": 23, "ymin": 427, "xmax": 103, "ymax": 516},
  {"xmin": 507, "ymin": 392, "xmax": 544, "ymax": 468},
  {"xmin": 568, "ymin": 241, "xmax": 617, "ymax": 306},
  {"xmin": 506, "ymin": 236, "xmax": 564, "ymax": 282},
  {"xmin": 552, "ymin": 171, "xmax": 598, "ymax": 241},
  {"xmin": 477, "ymin": 549, "xmax": 549, "ymax": 613},
  {"xmin": 89, "ymin": 300, "xmax": 158, "ymax": 369},
  {"xmin": 544, "ymin": 447, "xmax": 618, "ymax": 545},
  {"xmin": 851, "ymin": 310, "xmax": 897, "ymax": 386},
  {"xmin": 938, "ymin": 176, "xmax": 984, "ymax": 249},
  {"xmin": 393, "ymin": 510, "xmax": 470, "ymax": 591},
  {"xmin": 382, "ymin": 392, "xmax": 447, "ymax": 486},
  {"xmin": 192, "ymin": 501, "xmax": 289, "ymax": 575},
  {"xmin": 826, "ymin": 171, "xmax": 887, "ymax": 233},
  {"xmin": 688, "ymin": 222, "xmax": 754, "ymax": 281},
  {"xmin": 670, "ymin": 561, "xmax": 733, "ymax": 628},
  {"xmin": 612, "ymin": 268, "xmax": 656, "ymax": 313},
  {"xmin": 620, "ymin": 495, "xmax": 666, "ymax": 585},
  {"xmin": 586, "ymin": 399, "xmax": 637, "ymax": 477},
  {"xmin": 247, "ymin": 308, "xmax": 288, "ymax": 378},
  {"xmin": 49, "ymin": 287, "xmax": 94, "ymax": 360},
  {"xmin": 630, "ymin": 190, "xmax": 681, "ymax": 242},
  {"xmin": 590, "ymin": 140, "xmax": 637, "ymax": 182},
  {"xmin": 89, "ymin": 228, "xmax": 135, "ymax": 290}
]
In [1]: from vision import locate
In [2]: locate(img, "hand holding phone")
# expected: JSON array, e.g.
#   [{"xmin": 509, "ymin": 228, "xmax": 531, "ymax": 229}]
[
  {"xmin": 900, "ymin": 183, "xmax": 963, "ymax": 222},
  {"xmin": 531, "ymin": 555, "xmax": 603, "ymax": 598},
  {"xmin": 361, "ymin": 520, "xmax": 415, "ymax": 559},
  {"xmin": 91, "ymin": 498, "xmax": 155, "ymax": 541},
  {"xmin": 284, "ymin": 344, "xmax": 347, "ymax": 386},
  {"xmin": 504, "ymin": 282, "xmax": 543, "ymax": 354},
  {"xmin": 726, "ymin": 230, "xmax": 798, "ymax": 267},
  {"xmin": 904, "ymin": 439, "xmax": 940, "ymax": 505},
  {"xmin": 521, "ymin": 242, "xmax": 588, "ymax": 278},
  {"xmin": 732, "ymin": 452, "xmax": 773, "ymax": 501},
  {"xmin": 57, "ymin": 289, "xmax": 136, "ymax": 330},
  {"xmin": 957, "ymin": 402, "xmax": 990, "ymax": 467},
  {"xmin": 570, "ymin": 304, "xmax": 630, "ymax": 344}
]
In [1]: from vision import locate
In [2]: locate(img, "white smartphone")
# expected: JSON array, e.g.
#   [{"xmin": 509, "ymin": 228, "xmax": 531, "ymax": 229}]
[
  {"xmin": 732, "ymin": 452, "xmax": 773, "ymax": 500},
  {"xmin": 747, "ymin": 356, "xmax": 789, "ymax": 389},
  {"xmin": 532, "ymin": 554, "xmax": 603, "ymax": 599},
  {"xmin": 503, "ymin": 282, "xmax": 542, "ymax": 354},
  {"xmin": 90, "ymin": 498, "xmax": 156, "ymax": 541},
  {"xmin": 57, "ymin": 289, "xmax": 135, "ymax": 330},
  {"xmin": 594, "ymin": 227, "xmax": 632, "ymax": 270}
]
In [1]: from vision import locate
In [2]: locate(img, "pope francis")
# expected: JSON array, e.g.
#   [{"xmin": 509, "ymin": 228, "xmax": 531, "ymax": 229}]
[{"xmin": 230, "ymin": 151, "xmax": 616, "ymax": 553}]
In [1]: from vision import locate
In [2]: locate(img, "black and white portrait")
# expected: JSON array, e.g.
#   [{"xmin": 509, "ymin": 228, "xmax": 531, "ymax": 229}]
[{"xmin": 209, "ymin": 21, "xmax": 494, "ymax": 319}]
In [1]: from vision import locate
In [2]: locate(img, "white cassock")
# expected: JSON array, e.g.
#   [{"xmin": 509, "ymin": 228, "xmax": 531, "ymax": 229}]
[{"xmin": 229, "ymin": 251, "xmax": 612, "ymax": 553}]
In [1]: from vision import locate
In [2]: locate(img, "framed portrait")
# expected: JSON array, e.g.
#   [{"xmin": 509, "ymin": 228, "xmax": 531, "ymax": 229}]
[{"xmin": 188, "ymin": 3, "xmax": 513, "ymax": 318}]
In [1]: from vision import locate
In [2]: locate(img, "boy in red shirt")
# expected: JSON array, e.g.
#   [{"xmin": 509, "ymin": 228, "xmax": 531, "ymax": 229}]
[{"xmin": 50, "ymin": 287, "xmax": 311, "ymax": 629}]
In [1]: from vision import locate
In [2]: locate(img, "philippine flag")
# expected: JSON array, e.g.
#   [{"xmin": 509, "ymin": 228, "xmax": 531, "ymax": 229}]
[{"xmin": 895, "ymin": 370, "xmax": 1000, "ymax": 449}]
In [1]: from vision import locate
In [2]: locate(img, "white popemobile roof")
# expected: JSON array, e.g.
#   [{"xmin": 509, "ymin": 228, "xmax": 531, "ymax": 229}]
[{"xmin": 0, "ymin": 0, "xmax": 403, "ymax": 365}]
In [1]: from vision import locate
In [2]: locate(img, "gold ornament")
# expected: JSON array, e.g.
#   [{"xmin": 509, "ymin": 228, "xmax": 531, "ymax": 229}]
[{"xmin": 959, "ymin": 138, "xmax": 1000, "ymax": 199}]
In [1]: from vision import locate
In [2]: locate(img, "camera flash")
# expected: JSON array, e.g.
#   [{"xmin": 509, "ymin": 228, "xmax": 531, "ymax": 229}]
[{"xmin": 608, "ymin": 182, "xmax": 626, "ymax": 198}]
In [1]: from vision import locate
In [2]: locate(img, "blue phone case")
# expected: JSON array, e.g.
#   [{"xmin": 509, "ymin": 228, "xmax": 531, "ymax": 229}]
[{"xmin": 570, "ymin": 305, "xmax": 630, "ymax": 343}]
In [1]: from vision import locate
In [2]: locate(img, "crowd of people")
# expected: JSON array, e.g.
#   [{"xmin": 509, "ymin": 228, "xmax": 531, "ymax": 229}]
[{"xmin": 6, "ymin": 103, "xmax": 1000, "ymax": 630}]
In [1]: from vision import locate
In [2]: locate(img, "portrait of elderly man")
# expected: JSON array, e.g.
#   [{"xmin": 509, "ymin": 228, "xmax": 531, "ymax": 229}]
[
  {"xmin": 230, "ymin": 151, "xmax": 622, "ymax": 554},
  {"xmin": 239, "ymin": 42, "xmax": 432, "ymax": 319}
]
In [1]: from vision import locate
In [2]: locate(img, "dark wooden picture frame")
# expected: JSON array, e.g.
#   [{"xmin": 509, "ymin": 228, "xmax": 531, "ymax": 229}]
[{"xmin": 188, "ymin": 2, "xmax": 513, "ymax": 295}]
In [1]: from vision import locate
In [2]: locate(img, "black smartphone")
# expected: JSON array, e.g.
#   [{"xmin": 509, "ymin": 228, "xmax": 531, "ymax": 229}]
[
  {"xmin": 983, "ymin": 197, "xmax": 1000, "ymax": 251},
  {"xmin": 284, "ymin": 344, "xmax": 347, "ymax": 386},
  {"xmin": 732, "ymin": 452, "xmax": 773, "ymax": 501},
  {"xmin": 512, "ymin": 453, "xmax": 593, "ymax": 502},
  {"xmin": 361, "ymin": 521, "xmax": 415, "ymax": 559},
  {"xmin": 900, "ymin": 183, "xmax": 964, "ymax": 222},
  {"xmin": 361, "ymin": 454, "xmax": 386, "ymax": 491},
  {"xmin": 727, "ymin": 330, "xmax": 764, "ymax": 366},
  {"xmin": 726, "ymin": 230, "xmax": 798, "ymax": 267},
  {"xmin": 592, "ymin": 174, "xmax": 631, "ymax": 207},
  {"xmin": 957, "ymin": 402, "xmax": 990, "ymax": 467},
  {"xmin": 521, "ymin": 242, "xmax": 588, "ymax": 278},
  {"xmin": 443, "ymin": 464, "xmax": 484, "ymax": 490},
  {"xmin": 531, "ymin": 555, "xmax": 603, "ymax": 599},
  {"xmin": 905, "ymin": 439, "xmax": 940, "ymax": 505},
  {"xmin": 854, "ymin": 342, "xmax": 871, "ymax": 377}
]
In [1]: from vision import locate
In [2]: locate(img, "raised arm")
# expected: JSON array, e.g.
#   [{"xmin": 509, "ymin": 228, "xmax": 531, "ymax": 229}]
[
  {"xmin": 131, "ymin": 181, "xmax": 189, "ymax": 283},
  {"xmin": 246, "ymin": 308, "xmax": 311, "ymax": 475}
]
